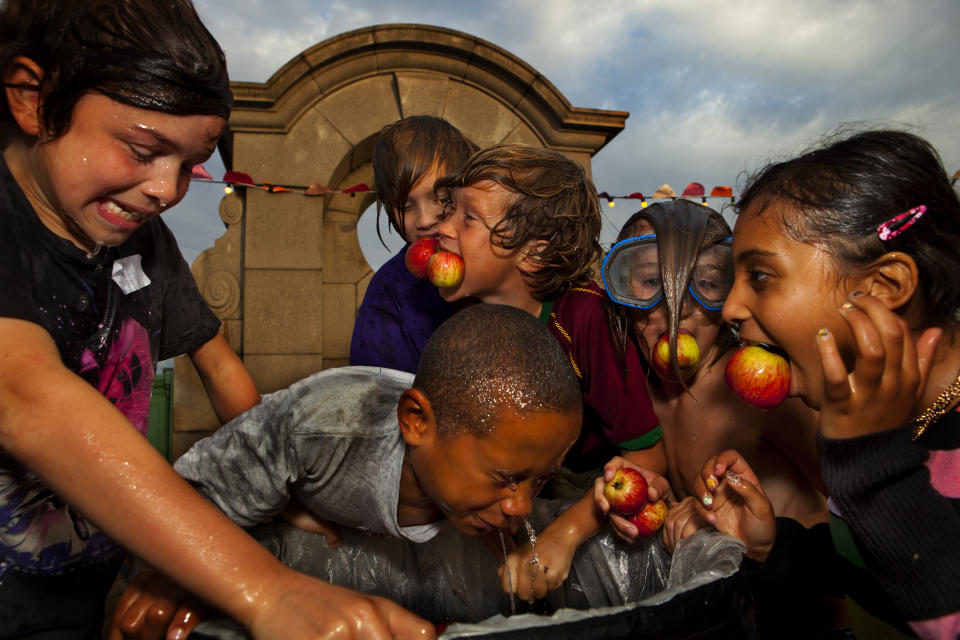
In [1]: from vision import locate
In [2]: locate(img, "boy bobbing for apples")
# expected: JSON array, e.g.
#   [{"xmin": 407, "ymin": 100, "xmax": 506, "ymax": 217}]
[{"xmin": 430, "ymin": 144, "xmax": 671, "ymax": 600}]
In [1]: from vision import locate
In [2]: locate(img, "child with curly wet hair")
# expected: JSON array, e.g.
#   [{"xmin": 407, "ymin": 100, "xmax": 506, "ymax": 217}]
[{"xmin": 433, "ymin": 144, "xmax": 667, "ymax": 601}]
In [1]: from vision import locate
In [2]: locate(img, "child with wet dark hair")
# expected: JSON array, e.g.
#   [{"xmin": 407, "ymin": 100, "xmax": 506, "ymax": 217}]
[
  {"xmin": 432, "ymin": 144, "xmax": 668, "ymax": 601},
  {"xmin": 349, "ymin": 115, "xmax": 475, "ymax": 372},
  {"xmin": 179, "ymin": 302, "xmax": 581, "ymax": 536},
  {"xmin": 683, "ymin": 128, "xmax": 960, "ymax": 639},
  {"xmin": 146, "ymin": 303, "xmax": 581, "ymax": 632},
  {"xmin": 0, "ymin": 1, "xmax": 430, "ymax": 637}
]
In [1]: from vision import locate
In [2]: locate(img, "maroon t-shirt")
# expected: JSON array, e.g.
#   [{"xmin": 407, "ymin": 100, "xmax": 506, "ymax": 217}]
[{"xmin": 543, "ymin": 281, "xmax": 661, "ymax": 471}]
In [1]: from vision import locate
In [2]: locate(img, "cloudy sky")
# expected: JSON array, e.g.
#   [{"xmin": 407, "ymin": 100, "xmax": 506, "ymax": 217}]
[{"xmin": 168, "ymin": 0, "xmax": 960, "ymax": 269}]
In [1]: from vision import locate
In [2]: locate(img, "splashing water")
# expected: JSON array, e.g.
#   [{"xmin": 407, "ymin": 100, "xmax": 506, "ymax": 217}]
[
  {"xmin": 524, "ymin": 519, "xmax": 540, "ymax": 603},
  {"xmin": 498, "ymin": 529, "xmax": 517, "ymax": 615}
]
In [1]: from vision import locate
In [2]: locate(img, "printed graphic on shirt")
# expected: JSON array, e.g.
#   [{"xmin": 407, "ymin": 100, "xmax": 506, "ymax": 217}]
[
  {"xmin": 0, "ymin": 318, "xmax": 152, "ymax": 573},
  {"xmin": 86, "ymin": 318, "xmax": 154, "ymax": 436}
]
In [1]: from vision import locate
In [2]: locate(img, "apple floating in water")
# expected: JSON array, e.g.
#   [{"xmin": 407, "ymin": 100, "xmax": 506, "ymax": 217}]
[
  {"xmin": 405, "ymin": 236, "xmax": 439, "ymax": 279},
  {"xmin": 603, "ymin": 467, "xmax": 649, "ymax": 516},
  {"xmin": 724, "ymin": 343, "xmax": 791, "ymax": 410},
  {"xmin": 651, "ymin": 330, "xmax": 701, "ymax": 381},
  {"xmin": 629, "ymin": 499, "xmax": 668, "ymax": 537},
  {"xmin": 426, "ymin": 251, "xmax": 464, "ymax": 288}
]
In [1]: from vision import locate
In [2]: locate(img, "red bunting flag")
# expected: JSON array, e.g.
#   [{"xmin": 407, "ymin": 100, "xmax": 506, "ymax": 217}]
[
  {"xmin": 223, "ymin": 170, "xmax": 254, "ymax": 186},
  {"xmin": 709, "ymin": 186, "xmax": 733, "ymax": 197},
  {"xmin": 342, "ymin": 183, "xmax": 371, "ymax": 195},
  {"xmin": 681, "ymin": 182, "xmax": 704, "ymax": 197},
  {"xmin": 626, "ymin": 192, "xmax": 644, "ymax": 199}
]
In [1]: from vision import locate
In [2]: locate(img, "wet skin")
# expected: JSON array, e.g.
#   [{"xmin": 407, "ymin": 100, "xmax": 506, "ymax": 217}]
[
  {"xmin": 8, "ymin": 92, "xmax": 224, "ymax": 252},
  {"xmin": 721, "ymin": 204, "xmax": 857, "ymax": 409},
  {"xmin": 433, "ymin": 181, "xmax": 538, "ymax": 313},
  {"xmin": 625, "ymin": 221, "xmax": 726, "ymax": 380},
  {"xmin": 401, "ymin": 403, "xmax": 581, "ymax": 537}
]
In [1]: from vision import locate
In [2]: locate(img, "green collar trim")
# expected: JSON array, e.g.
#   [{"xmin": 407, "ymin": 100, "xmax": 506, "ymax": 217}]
[{"xmin": 538, "ymin": 300, "xmax": 554, "ymax": 325}]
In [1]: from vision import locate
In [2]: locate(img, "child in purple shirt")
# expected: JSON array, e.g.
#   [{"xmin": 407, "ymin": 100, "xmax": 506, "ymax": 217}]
[{"xmin": 349, "ymin": 116, "xmax": 475, "ymax": 373}]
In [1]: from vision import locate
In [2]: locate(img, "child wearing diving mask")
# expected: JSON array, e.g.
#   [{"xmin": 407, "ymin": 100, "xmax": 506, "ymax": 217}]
[
  {"xmin": 596, "ymin": 200, "xmax": 839, "ymax": 636},
  {"xmin": 599, "ymin": 200, "xmax": 827, "ymax": 532}
]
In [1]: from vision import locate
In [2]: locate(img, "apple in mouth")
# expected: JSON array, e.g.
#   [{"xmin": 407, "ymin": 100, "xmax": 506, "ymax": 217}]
[
  {"xmin": 405, "ymin": 236, "xmax": 440, "ymax": 279},
  {"xmin": 724, "ymin": 343, "xmax": 791, "ymax": 410},
  {"xmin": 651, "ymin": 330, "xmax": 701, "ymax": 381},
  {"xmin": 426, "ymin": 251, "xmax": 464, "ymax": 288},
  {"xmin": 603, "ymin": 467, "xmax": 649, "ymax": 516}
]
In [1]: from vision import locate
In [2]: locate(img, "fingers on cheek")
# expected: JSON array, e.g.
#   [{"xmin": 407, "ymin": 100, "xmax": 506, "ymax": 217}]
[
  {"xmin": 841, "ymin": 303, "xmax": 888, "ymax": 366},
  {"xmin": 816, "ymin": 329, "xmax": 849, "ymax": 388}
]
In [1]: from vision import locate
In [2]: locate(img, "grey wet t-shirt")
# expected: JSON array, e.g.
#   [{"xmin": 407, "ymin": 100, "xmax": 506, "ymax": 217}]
[{"xmin": 174, "ymin": 366, "xmax": 441, "ymax": 543}]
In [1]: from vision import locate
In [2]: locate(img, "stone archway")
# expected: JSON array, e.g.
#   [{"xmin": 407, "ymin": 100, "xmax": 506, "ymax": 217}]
[{"xmin": 171, "ymin": 24, "xmax": 628, "ymax": 456}]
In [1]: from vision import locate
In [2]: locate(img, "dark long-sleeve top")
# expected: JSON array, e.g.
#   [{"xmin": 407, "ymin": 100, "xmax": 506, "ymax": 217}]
[{"xmin": 756, "ymin": 406, "xmax": 960, "ymax": 639}]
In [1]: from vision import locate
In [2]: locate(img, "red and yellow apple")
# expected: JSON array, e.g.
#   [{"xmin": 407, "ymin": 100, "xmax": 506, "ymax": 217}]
[
  {"xmin": 405, "ymin": 236, "xmax": 439, "ymax": 279},
  {"xmin": 629, "ymin": 499, "xmax": 667, "ymax": 537},
  {"xmin": 426, "ymin": 251, "xmax": 465, "ymax": 288},
  {"xmin": 651, "ymin": 330, "xmax": 701, "ymax": 381},
  {"xmin": 724, "ymin": 344, "xmax": 791, "ymax": 410},
  {"xmin": 603, "ymin": 467, "xmax": 649, "ymax": 516}
]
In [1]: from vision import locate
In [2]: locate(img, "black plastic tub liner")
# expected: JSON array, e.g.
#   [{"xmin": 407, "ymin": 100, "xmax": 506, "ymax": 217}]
[
  {"xmin": 189, "ymin": 499, "xmax": 751, "ymax": 639},
  {"xmin": 438, "ymin": 570, "xmax": 750, "ymax": 640}
]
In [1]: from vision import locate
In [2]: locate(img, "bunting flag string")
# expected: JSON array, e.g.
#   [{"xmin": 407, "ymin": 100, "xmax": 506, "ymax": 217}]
[
  {"xmin": 597, "ymin": 182, "xmax": 736, "ymax": 208},
  {"xmin": 191, "ymin": 165, "xmax": 960, "ymax": 205},
  {"xmin": 191, "ymin": 166, "xmax": 373, "ymax": 197},
  {"xmin": 192, "ymin": 166, "xmax": 736, "ymax": 205}
]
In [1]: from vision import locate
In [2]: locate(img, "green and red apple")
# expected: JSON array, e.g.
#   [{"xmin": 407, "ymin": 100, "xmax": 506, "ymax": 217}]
[
  {"xmin": 629, "ymin": 499, "xmax": 668, "ymax": 537},
  {"xmin": 426, "ymin": 251, "xmax": 464, "ymax": 288},
  {"xmin": 724, "ymin": 344, "xmax": 791, "ymax": 410},
  {"xmin": 651, "ymin": 330, "xmax": 701, "ymax": 381},
  {"xmin": 603, "ymin": 467, "xmax": 649, "ymax": 516}
]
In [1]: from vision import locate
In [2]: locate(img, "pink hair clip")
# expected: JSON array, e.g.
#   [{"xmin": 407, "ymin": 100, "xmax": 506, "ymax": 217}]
[{"xmin": 877, "ymin": 205, "xmax": 926, "ymax": 242}]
